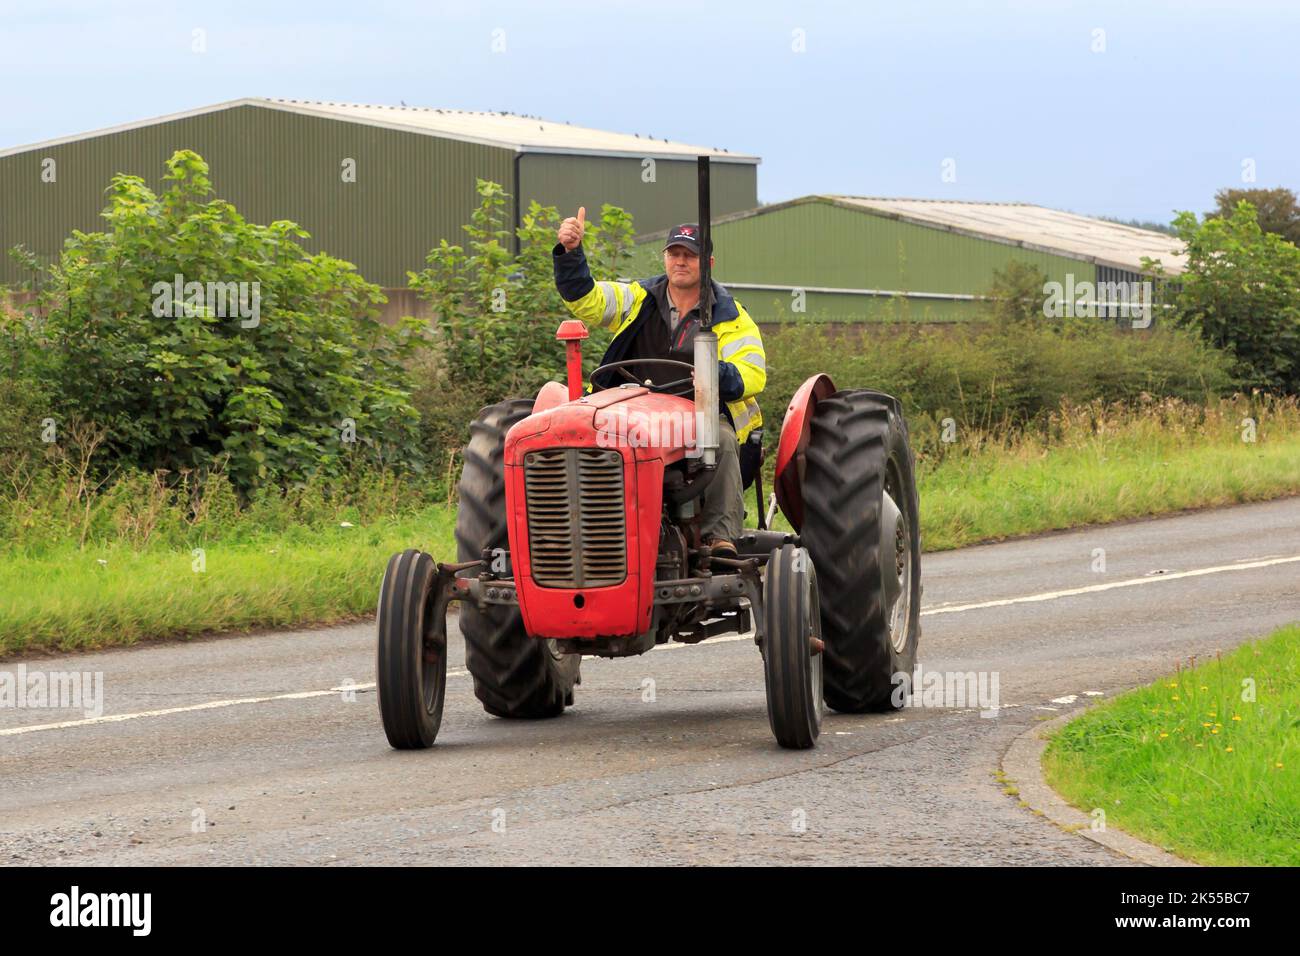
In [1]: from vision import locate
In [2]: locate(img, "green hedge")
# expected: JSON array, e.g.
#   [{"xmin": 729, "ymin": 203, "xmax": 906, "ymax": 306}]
[{"xmin": 760, "ymin": 319, "xmax": 1233, "ymax": 453}]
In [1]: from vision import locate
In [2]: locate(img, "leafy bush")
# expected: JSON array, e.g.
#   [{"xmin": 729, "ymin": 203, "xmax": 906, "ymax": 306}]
[
  {"xmin": 0, "ymin": 302, "xmax": 54, "ymax": 469},
  {"xmin": 1161, "ymin": 201, "xmax": 1300, "ymax": 394},
  {"xmin": 20, "ymin": 150, "xmax": 422, "ymax": 493}
]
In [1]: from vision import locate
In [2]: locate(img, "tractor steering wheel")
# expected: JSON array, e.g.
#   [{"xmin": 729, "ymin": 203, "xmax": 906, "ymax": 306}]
[{"xmin": 590, "ymin": 359, "xmax": 696, "ymax": 397}]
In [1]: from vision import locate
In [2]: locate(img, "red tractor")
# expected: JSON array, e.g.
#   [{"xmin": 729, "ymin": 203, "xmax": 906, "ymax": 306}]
[{"xmin": 377, "ymin": 161, "xmax": 921, "ymax": 750}]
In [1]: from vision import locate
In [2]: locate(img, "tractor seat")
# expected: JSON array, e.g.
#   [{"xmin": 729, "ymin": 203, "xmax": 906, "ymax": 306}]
[{"xmin": 740, "ymin": 426, "xmax": 763, "ymax": 491}]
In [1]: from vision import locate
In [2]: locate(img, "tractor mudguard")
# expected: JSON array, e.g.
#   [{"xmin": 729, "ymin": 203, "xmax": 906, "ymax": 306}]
[{"xmin": 772, "ymin": 373, "xmax": 837, "ymax": 531}]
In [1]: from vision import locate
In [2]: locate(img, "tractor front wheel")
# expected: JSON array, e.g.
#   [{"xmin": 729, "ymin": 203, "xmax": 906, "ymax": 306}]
[
  {"xmin": 376, "ymin": 549, "xmax": 448, "ymax": 749},
  {"xmin": 762, "ymin": 544, "xmax": 824, "ymax": 749}
]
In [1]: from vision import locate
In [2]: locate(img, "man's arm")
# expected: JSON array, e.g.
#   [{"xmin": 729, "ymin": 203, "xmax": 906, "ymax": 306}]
[
  {"xmin": 553, "ymin": 206, "xmax": 643, "ymax": 333},
  {"xmin": 717, "ymin": 304, "xmax": 766, "ymax": 403}
]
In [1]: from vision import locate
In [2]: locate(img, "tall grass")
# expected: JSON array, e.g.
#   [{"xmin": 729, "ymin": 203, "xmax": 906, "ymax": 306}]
[
  {"xmin": 0, "ymin": 436, "xmax": 446, "ymax": 559},
  {"xmin": 918, "ymin": 394, "xmax": 1300, "ymax": 549}
]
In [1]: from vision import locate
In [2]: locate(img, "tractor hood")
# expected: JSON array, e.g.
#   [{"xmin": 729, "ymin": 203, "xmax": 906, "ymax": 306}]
[{"xmin": 508, "ymin": 386, "xmax": 698, "ymax": 462}]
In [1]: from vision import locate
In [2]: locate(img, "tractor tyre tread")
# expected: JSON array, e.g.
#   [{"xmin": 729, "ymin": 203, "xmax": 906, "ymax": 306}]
[{"xmin": 799, "ymin": 389, "xmax": 921, "ymax": 712}]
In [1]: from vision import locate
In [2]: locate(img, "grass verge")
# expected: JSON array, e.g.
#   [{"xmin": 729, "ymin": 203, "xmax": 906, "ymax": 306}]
[
  {"xmin": 0, "ymin": 509, "xmax": 455, "ymax": 656},
  {"xmin": 1043, "ymin": 623, "xmax": 1299, "ymax": 866}
]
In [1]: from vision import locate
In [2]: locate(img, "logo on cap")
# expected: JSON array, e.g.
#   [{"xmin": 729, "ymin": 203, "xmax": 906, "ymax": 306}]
[{"xmin": 664, "ymin": 222, "xmax": 710, "ymax": 254}]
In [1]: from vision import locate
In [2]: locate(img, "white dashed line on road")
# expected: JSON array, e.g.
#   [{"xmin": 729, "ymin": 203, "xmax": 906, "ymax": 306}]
[
  {"xmin": 918, "ymin": 553, "xmax": 1300, "ymax": 617},
  {"xmin": 0, "ymin": 670, "xmax": 468, "ymax": 737}
]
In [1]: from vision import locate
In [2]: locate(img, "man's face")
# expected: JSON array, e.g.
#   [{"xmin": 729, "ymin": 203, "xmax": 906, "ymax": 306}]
[{"xmin": 664, "ymin": 245, "xmax": 714, "ymax": 291}]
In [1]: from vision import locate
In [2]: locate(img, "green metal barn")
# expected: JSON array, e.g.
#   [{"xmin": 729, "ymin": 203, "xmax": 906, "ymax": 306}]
[
  {"xmin": 0, "ymin": 97, "xmax": 760, "ymax": 309},
  {"xmin": 635, "ymin": 195, "xmax": 1186, "ymax": 325}
]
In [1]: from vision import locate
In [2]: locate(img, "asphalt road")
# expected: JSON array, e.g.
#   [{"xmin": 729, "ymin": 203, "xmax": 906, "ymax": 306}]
[{"xmin": 3, "ymin": 497, "xmax": 1298, "ymax": 865}]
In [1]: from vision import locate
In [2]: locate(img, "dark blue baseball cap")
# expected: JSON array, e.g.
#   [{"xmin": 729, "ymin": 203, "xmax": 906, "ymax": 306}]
[{"xmin": 664, "ymin": 223, "xmax": 712, "ymax": 256}]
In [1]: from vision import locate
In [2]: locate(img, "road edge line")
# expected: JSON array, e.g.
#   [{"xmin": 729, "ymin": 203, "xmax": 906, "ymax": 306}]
[{"xmin": 1001, "ymin": 712, "xmax": 1197, "ymax": 868}]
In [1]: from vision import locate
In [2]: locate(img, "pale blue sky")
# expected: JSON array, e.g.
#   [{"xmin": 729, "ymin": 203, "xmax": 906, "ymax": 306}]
[{"xmin": 3, "ymin": 0, "xmax": 1296, "ymax": 223}]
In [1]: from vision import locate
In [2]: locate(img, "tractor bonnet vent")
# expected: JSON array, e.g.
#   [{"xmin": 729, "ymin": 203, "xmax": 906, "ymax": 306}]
[{"xmin": 524, "ymin": 448, "xmax": 627, "ymax": 589}]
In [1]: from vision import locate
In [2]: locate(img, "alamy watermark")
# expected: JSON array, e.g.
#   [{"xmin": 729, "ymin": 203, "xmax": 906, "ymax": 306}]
[
  {"xmin": 1, "ymin": 665, "xmax": 104, "ymax": 719},
  {"xmin": 50, "ymin": 886, "xmax": 150, "ymax": 936},
  {"xmin": 891, "ymin": 664, "xmax": 1001, "ymax": 717},
  {"xmin": 151, "ymin": 274, "xmax": 260, "ymax": 328},
  {"xmin": 1043, "ymin": 274, "xmax": 1152, "ymax": 328},
  {"xmin": 595, "ymin": 406, "xmax": 710, "ymax": 453}
]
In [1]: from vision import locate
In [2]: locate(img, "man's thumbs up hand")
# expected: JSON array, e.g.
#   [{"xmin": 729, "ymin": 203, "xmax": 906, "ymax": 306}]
[{"xmin": 558, "ymin": 206, "xmax": 586, "ymax": 251}]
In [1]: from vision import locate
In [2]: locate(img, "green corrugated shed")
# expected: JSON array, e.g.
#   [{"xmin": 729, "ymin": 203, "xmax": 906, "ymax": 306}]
[
  {"xmin": 0, "ymin": 98, "xmax": 759, "ymax": 291},
  {"xmin": 633, "ymin": 195, "xmax": 1185, "ymax": 324}
]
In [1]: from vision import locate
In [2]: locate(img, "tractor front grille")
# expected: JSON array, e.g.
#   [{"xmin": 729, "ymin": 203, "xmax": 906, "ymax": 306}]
[{"xmin": 523, "ymin": 448, "xmax": 627, "ymax": 589}]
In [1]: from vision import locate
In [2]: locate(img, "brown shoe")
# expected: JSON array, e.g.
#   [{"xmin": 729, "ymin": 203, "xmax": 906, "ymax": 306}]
[{"xmin": 706, "ymin": 537, "xmax": 738, "ymax": 559}]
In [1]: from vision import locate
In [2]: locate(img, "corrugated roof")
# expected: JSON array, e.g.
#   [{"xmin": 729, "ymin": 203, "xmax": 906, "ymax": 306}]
[
  {"xmin": 644, "ymin": 195, "xmax": 1185, "ymax": 274},
  {"xmin": 0, "ymin": 97, "xmax": 759, "ymax": 164},
  {"xmin": 266, "ymin": 99, "xmax": 758, "ymax": 162},
  {"xmin": 827, "ymin": 196, "xmax": 1185, "ymax": 274}
]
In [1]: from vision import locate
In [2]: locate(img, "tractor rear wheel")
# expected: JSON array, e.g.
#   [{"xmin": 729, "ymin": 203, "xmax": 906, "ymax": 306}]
[
  {"xmin": 800, "ymin": 390, "xmax": 921, "ymax": 712},
  {"xmin": 762, "ymin": 544, "xmax": 824, "ymax": 749},
  {"xmin": 456, "ymin": 398, "xmax": 580, "ymax": 718}
]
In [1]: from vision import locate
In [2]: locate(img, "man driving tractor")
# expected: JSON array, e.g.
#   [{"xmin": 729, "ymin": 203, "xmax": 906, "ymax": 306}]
[{"xmin": 552, "ymin": 207, "xmax": 766, "ymax": 559}]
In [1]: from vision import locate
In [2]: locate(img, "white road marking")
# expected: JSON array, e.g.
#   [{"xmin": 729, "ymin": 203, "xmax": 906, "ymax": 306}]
[
  {"xmin": 4, "ymin": 553, "xmax": 1296, "ymax": 738},
  {"xmin": 0, "ymin": 670, "xmax": 468, "ymax": 737},
  {"xmin": 919, "ymin": 553, "xmax": 1300, "ymax": 617},
  {"xmin": 657, "ymin": 633, "xmax": 752, "ymax": 651}
]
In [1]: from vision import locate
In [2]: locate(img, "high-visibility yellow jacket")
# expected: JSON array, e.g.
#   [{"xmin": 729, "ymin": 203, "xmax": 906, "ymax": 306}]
[{"xmin": 552, "ymin": 243, "xmax": 765, "ymax": 442}]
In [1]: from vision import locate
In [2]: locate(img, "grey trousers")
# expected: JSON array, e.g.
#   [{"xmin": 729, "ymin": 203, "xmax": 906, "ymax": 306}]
[{"xmin": 700, "ymin": 416, "xmax": 743, "ymax": 542}]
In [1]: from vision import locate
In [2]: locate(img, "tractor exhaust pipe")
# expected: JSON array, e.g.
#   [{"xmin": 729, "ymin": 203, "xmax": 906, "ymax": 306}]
[
  {"xmin": 694, "ymin": 330, "xmax": 719, "ymax": 467},
  {"xmin": 694, "ymin": 155, "xmax": 719, "ymax": 468}
]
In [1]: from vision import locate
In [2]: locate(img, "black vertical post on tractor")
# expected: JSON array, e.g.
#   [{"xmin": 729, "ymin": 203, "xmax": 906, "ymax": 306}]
[{"xmin": 697, "ymin": 155, "xmax": 712, "ymax": 329}]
